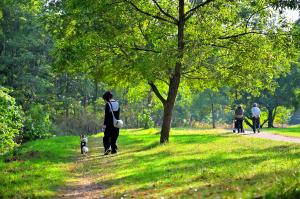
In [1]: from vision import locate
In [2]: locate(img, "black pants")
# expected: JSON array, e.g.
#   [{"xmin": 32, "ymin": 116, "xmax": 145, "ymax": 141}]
[
  {"xmin": 103, "ymin": 126, "xmax": 119, "ymax": 151},
  {"xmin": 235, "ymin": 118, "xmax": 244, "ymax": 133},
  {"xmin": 252, "ymin": 117, "xmax": 260, "ymax": 132}
]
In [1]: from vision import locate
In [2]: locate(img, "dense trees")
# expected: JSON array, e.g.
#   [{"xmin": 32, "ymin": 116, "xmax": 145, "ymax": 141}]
[
  {"xmin": 0, "ymin": 0, "xmax": 299, "ymax": 148},
  {"xmin": 47, "ymin": 0, "xmax": 298, "ymax": 143}
]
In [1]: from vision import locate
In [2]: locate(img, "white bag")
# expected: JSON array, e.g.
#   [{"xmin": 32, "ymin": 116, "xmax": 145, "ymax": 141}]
[{"xmin": 108, "ymin": 101, "xmax": 124, "ymax": 128}]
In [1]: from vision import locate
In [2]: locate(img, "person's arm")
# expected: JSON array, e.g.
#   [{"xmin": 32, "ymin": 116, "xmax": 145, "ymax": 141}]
[{"xmin": 104, "ymin": 103, "xmax": 109, "ymax": 126}]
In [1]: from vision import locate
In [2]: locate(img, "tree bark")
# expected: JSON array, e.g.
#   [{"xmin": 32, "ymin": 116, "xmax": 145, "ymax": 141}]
[{"xmin": 267, "ymin": 107, "xmax": 276, "ymax": 128}]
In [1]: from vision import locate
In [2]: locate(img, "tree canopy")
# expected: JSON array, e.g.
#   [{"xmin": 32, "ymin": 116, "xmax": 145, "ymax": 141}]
[{"xmin": 46, "ymin": 0, "xmax": 299, "ymax": 142}]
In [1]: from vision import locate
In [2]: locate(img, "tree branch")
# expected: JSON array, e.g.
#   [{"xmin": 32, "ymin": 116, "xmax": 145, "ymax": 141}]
[
  {"xmin": 244, "ymin": 116, "xmax": 254, "ymax": 129},
  {"xmin": 148, "ymin": 82, "xmax": 166, "ymax": 104},
  {"xmin": 184, "ymin": 0, "xmax": 215, "ymax": 22},
  {"xmin": 131, "ymin": 45, "xmax": 161, "ymax": 53},
  {"xmin": 151, "ymin": 0, "xmax": 178, "ymax": 23},
  {"xmin": 124, "ymin": 0, "xmax": 177, "ymax": 25},
  {"xmin": 261, "ymin": 118, "xmax": 268, "ymax": 128},
  {"xmin": 217, "ymin": 31, "xmax": 267, "ymax": 40}
]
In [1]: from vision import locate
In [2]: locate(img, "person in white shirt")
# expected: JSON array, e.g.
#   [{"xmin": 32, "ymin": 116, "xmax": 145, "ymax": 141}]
[{"xmin": 251, "ymin": 103, "xmax": 261, "ymax": 133}]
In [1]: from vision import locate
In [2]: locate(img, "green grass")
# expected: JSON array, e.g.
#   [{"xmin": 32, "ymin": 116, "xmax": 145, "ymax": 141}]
[
  {"xmin": 0, "ymin": 136, "xmax": 79, "ymax": 198},
  {"xmin": 2, "ymin": 129, "xmax": 300, "ymax": 198},
  {"xmin": 263, "ymin": 124, "xmax": 300, "ymax": 138},
  {"xmin": 77, "ymin": 128, "xmax": 300, "ymax": 198}
]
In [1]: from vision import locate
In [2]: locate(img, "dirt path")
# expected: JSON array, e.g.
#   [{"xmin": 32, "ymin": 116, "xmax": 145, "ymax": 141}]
[
  {"xmin": 58, "ymin": 137, "xmax": 107, "ymax": 199},
  {"xmin": 241, "ymin": 131, "xmax": 300, "ymax": 144}
]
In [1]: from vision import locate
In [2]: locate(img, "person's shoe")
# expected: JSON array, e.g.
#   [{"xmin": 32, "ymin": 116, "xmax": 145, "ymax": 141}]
[
  {"xmin": 104, "ymin": 149, "xmax": 111, "ymax": 155},
  {"xmin": 111, "ymin": 150, "xmax": 117, "ymax": 154},
  {"xmin": 258, "ymin": 129, "xmax": 260, "ymax": 133}
]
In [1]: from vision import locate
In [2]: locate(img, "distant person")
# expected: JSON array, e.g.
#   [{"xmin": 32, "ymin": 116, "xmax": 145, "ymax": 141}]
[
  {"xmin": 251, "ymin": 103, "xmax": 261, "ymax": 133},
  {"xmin": 102, "ymin": 91, "xmax": 120, "ymax": 155},
  {"xmin": 234, "ymin": 105, "xmax": 244, "ymax": 133}
]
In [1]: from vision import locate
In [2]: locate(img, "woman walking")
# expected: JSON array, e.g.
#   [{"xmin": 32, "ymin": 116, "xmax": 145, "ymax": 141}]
[
  {"xmin": 234, "ymin": 105, "xmax": 244, "ymax": 133},
  {"xmin": 102, "ymin": 91, "xmax": 120, "ymax": 155}
]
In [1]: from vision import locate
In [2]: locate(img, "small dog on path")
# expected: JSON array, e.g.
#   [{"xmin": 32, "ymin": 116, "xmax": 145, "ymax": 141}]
[{"xmin": 80, "ymin": 134, "xmax": 89, "ymax": 155}]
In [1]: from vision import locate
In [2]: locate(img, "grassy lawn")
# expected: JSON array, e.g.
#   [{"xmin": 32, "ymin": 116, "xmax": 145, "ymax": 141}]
[
  {"xmin": 263, "ymin": 124, "xmax": 300, "ymax": 138},
  {"xmin": 79, "ymin": 128, "xmax": 300, "ymax": 198},
  {"xmin": 0, "ymin": 136, "xmax": 79, "ymax": 198},
  {"xmin": 1, "ymin": 128, "xmax": 300, "ymax": 198}
]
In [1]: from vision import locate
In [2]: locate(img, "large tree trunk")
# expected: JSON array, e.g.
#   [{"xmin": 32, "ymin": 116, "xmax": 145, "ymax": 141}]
[{"xmin": 267, "ymin": 107, "xmax": 277, "ymax": 128}]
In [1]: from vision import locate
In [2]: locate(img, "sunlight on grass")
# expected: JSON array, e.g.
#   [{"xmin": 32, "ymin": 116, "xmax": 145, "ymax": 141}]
[
  {"xmin": 79, "ymin": 129, "xmax": 300, "ymax": 198},
  {"xmin": 264, "ymin": 125, "xmax": 300, "ymax": 138},
  {"xmin": 0, "ymin": 136, "xmax": 79, "ymax": 198},
  {"xmin": 1, "ymin": 129, "xmax": 300, "ymax": 198}
]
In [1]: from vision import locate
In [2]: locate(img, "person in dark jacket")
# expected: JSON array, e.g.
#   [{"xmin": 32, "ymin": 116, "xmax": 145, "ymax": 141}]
[
  {"xmin": 102, "ymin": 91, "xmax": 120, "ymax": 155},
  {"xmin": 234, "ymin": 105, "xmax": 244, "ymax": 133}
]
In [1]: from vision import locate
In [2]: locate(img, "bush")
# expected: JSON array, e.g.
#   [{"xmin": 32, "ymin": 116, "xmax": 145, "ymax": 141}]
[
  {"xmin": 0, "ymin": 87, "xmax": 24, "ymax": 154},
  {"xmin": 137, "ymin": 110, "xmax": 154, "ymax": 129},
  {"xmin": 23, "ymin": 104, "xmax": 53, "ymax": 141}
]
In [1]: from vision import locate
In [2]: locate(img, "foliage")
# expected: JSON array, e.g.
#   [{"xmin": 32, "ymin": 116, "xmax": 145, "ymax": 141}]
[
  {"xmin": 274, "ymin": 106, "xmax": 293, "ymax": 127},
  {"xmin": 0, "ymin": 87, "xmax": 23, "ymax": 154},
  {"xmin": 23, "ymin": 104, "xmax": 53, "ymax": 141},
  {"xmin": 46, "ymin": 0, "xmax": 298, "ymax": 142},
  {"xmin": 137, "ymin": 109, "xmax": 155, "ymax": 129},
  {"xmin": 0, "ymin": 0, "xmax": 54, "ymax": 111}
]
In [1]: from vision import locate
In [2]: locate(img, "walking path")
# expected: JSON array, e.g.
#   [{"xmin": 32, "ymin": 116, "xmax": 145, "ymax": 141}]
[
  {"xmin": 241, "ymin": 131, "xmax": 300, "ymax": 144},
  {"xmin": 58, "ymin": 137, "xmax": 107, "ymax": 199}
]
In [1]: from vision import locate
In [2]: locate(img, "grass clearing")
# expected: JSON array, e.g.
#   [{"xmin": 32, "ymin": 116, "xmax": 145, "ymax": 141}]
[
  {"xmin": 77, "ymin": 128, "xmax": 300, "ymax": 198},
  {"xmin": 1, "ymin": 128, "xmax": 300, "ymax": 198},
  {"xmin": 263, "ymin": 125, "xmax": 300, "ymax": 138},
  {"xmin": 0, "ymin": 136, "xmax": 79, "ymax": 198}
]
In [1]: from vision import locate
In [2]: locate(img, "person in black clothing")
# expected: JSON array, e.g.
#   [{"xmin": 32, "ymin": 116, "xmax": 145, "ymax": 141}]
[
  {"xmin": 102, "ymin": 91, "xmax": 120, "ymax": 155},
  {"xmin": 234, "ymin": 105, "xmax": 244, "ymax": 133}
]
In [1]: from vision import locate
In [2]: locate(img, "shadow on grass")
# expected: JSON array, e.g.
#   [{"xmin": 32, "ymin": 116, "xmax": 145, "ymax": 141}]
[{"xmin": 95, "ymin": 142, "xmax": 300, "ymax": 198}]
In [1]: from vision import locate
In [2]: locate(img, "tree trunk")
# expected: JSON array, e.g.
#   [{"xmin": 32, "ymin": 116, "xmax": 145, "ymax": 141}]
[
  {"xmin": 159, "ymin": 0, "xmax": 184, "ymax": 144},
  {"xmin": 160, "ymin": 97, "xmax": 176, "ymax": 143},
  {"xmin": 267, "ymin": 107, "xmax": 276, "ymax": 128},
  {"xmin": 211, "ymin": 103, "xmax": 216, "ymax": 128}
]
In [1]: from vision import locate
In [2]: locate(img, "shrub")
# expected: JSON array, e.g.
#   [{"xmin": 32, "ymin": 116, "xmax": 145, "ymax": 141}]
[
  {"xmin": 0, "ymin": 87, "xmax": 24, "ymax": 154},
  {"xmin": 23, "ymin": 104, "xmax": 53, "ymax": 141}
]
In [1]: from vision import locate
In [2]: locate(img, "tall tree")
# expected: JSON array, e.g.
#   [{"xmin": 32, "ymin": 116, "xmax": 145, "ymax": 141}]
[
  {"xmin": 47, "ymin": 0, "xmax": 297, "ymax": 143},
  {"xmin": 0, "ymin": 0, "xmax": 53, "ymax": 111}
]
